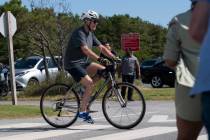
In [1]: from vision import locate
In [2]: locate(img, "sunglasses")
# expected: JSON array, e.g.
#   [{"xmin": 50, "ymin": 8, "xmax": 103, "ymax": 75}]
[{"xmin": 91, "ymin": 19, "xmax": 99, "ymax": 24}]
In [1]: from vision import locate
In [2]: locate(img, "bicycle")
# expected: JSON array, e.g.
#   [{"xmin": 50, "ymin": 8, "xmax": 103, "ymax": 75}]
[{"xmin": 40, "ymin": 61, "xmax": 146, "ymax": 129}]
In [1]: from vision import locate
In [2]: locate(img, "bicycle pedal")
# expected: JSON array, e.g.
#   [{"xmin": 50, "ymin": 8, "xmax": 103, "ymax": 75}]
[
  {"xmin": 83, "ymin": 119, "xmax": 94, "ymax": 124},
  {"xmin": 88, "ymin": 110, "xmax": 98, "ymax": 113}
]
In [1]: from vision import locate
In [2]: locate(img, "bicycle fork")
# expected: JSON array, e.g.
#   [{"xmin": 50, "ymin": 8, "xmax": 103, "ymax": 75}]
[
  {"xmin": 113, "ymin": 85, "xmax": 126, "ymax": 107},
  {"xmin": 109, "ymin": 73, "xmax": 126, "ymax": 107}
]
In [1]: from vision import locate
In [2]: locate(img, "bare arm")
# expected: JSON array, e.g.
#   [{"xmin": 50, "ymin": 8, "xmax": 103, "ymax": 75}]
[
  {"xmin": 135, "ymin": 60, "xmax": 141, "ymax": 79},
  {"xmin": 99, "ymin": 45, "xmax": 115, "ymax": 59},
  {"xmin": 189, "ymin": 2, "xmax": 210, "ymax": 43},
  {"xmin": 81, "ymin": 45, "xmax": 99, "ymax": 61}
]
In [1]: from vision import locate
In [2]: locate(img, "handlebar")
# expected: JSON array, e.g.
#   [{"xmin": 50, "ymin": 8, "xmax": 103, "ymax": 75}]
[{"xmin": 113, "ymin": 58, "xmax": 121, "ymax": 64}]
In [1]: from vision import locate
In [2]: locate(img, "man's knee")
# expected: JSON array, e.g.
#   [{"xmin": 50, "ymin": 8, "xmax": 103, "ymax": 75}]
[
  {"xmin": 81, "ymin": 75, "xmax": 94, "ymax": 89},
  {"xmin": 87, "ymin": 62, "xmax": 105, "ymax": 76}
]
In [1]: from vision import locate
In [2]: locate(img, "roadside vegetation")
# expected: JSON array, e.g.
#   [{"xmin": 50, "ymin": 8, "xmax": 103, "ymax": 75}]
[{"xmin": 0, "ymin": 105, "xmax": 40, "ymax": 118}]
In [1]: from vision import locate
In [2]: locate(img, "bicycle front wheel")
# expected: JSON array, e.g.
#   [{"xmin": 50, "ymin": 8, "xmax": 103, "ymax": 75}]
[
  {"xmin": 40, "ymin": 83, "xmax": 80, "ymax": 128},
  {"xmin": 102, "ymin": 82, "xmax": 146, "ymax": 129}
]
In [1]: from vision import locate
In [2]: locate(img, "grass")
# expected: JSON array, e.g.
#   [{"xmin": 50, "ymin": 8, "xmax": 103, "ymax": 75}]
[
  {"xmin": 141, "ymin": 87, "xmax": 175, "ymax": 100},
  {"xmin": 0, "ymin": 105, "xmax": 40, "ymax": 119}
]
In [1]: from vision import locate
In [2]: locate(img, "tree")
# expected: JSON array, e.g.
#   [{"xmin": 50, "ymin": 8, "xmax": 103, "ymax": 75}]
[{"xmin": 0, "ymin": 0, "xmax": 29, "ymax": 63}]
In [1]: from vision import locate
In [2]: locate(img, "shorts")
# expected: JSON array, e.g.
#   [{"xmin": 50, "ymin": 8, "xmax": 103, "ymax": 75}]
[
  {"xmin": 175, "ymin": 82, "xmax": 202, "ymax": 121},
  {"xmin": 67, "ymin": 62, "xmax": 91, "ymax": 82}
]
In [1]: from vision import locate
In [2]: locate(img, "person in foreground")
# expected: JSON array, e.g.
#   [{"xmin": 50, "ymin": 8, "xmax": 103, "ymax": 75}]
[
  {"xmin": 64, "ymin": 10, "xmax": 118, "ymax": 124},
  {"xmin": 189, "ymin": 0, "xmax": 210, "ymax": 139},
  {"xmin": 163, "ymin": 1, "xmax": 203, "ymax": 140}
]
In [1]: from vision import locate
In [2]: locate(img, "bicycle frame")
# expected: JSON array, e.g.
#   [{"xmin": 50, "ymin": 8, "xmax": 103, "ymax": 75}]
[
  {"xmin": 87, "ymin": 71, "xmax": 126, "ymax": 109},
  {"xmin": 65, "ymin": 62, "xmax": 126, "ymax": 110}
]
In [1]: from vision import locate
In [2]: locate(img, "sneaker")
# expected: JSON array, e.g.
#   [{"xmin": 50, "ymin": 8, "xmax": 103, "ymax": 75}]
[{"xmin": 78, "ymin": 112, "xmax": 94, "ymax": 124}]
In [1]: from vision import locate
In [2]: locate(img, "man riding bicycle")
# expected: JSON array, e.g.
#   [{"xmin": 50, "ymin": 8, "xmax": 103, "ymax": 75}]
[{"xmin": 64, "ymin": 10, "xmax": 118, "ymax": 124}]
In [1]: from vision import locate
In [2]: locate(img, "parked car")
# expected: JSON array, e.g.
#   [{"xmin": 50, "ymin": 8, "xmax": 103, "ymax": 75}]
[
  {"xmin": 15, "ymin": 56, "xmax": 60, "ymax": 89},
  {"xmin": 140, "ymin": 58, "xmax": 161, "ymax": 69},
  {"xmin": 140, "ymin": 59, "xmax": 175, "ymax": 88},
  {"xmin": 0, "ymin": 64, "xmax": 9, "ymax": 96}
]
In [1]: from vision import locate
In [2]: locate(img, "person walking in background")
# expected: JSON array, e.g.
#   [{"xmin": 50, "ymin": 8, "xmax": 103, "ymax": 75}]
[
  {"xmin": 189, "ymin": 0, "xmax": 210, "ymax": 139},
  {"xmin": 163, "ymin": 1, "xmax": 203, "ymax": 140},
  {"xmin": 120, "ymin": 50, "xmax": 140, "ymax": 101}
]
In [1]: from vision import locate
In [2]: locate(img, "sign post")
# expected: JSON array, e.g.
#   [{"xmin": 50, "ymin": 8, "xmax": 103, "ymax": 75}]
[
  {"xmin": 121, "ymin": 33, "xmax": 140, "ymax": 51},
  {"xmin": 0, "ymin": 11, "xmax": 17, "ymax": 105}
]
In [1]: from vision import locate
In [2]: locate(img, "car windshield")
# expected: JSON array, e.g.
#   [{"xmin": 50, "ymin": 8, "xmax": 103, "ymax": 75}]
[
  {"xmin": 15, "ymin": 58, "xmax": 40, "ymax": 69},
  {"xmin": 141, "ymin": 60, "xmax": 156, "ymax": 67}
]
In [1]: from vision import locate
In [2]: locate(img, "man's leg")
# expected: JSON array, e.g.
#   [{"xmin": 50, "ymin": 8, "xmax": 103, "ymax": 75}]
[
  {"xmin": 176, "ymin": 115, "xmax": 203, "ymax": 140},
  {"xmin": 121, "ymin": 75, "xmax": 128, "ymax": 99},
  {"xmin": 86, "ymin": 62, "xmax": 105, "ymax": 84},
  {"xmin": 127, "ymin": 75, "xmax": 135, "ymax": 100},
  {"xmin": 175, "ymin": 84, "xmax": 203, "ymax": 140},
  {"xmin": 82, "ymin": 62, "xmax": 105, "ymax": 112},
  {"xmin": 80, "ymin": 75, "xmax": 93, "ymax": 112},
  {"xmin": 202, "ymin": 92, "xmax": 210, "ymax": 139},
  {"xmin": 67, "ymin": 66, "xmax": 94, "ymax": 113}
]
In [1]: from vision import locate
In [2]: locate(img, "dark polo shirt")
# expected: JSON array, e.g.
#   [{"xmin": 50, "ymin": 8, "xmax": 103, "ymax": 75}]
[{"xmin": 64, "ymin": 26, "xmax": 101, "ymax": 69}]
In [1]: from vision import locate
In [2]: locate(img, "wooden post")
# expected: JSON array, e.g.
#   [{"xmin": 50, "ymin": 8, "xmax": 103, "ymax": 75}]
[{"xmin": 6, "ymin": 11, "xmax": 17, "ymax": 105}]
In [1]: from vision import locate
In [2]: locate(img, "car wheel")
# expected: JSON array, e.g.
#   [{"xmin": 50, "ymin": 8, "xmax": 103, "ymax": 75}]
[
  {"xmin": 151, "ymin": 76, "xmax": 163, "ymax": 88},
  {"xmin": 28, "ymin": 78, "xmax": 39, "ymax": 87}
]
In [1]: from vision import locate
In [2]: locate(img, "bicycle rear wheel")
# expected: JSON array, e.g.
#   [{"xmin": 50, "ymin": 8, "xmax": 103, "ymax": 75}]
[
  {"xmin": 102, "ymin": 82, "xmax": 146, "ymax": 129},
  {"xmin": 40, "ymin": 83, "xmax": 80, "ymax": 128}
]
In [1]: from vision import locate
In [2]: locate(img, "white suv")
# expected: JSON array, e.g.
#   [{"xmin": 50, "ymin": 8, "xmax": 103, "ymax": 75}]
[{"xmin": 15, "ymin": 56, "xmax": 59, "ymax": 89}]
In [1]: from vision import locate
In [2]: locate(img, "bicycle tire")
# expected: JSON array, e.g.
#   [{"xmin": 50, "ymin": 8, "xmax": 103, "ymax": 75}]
[
  {"xmin": 40, "ymin": 83, "xmax": 80, "ymax": 128},
  {"xmin": 102, "ymin": 82, "xmax": 146, "ymax": 129}
]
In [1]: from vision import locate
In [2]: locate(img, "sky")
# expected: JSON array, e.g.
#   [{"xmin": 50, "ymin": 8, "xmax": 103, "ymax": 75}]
[{"xmin": 0, "ymin": 0, "xmax": 191, "ymax": 27}]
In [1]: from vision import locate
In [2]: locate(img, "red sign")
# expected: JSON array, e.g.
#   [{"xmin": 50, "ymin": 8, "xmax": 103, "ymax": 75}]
[{"xmin": 121, "ymin": 33, "xmax": 140, "ymax": 51}]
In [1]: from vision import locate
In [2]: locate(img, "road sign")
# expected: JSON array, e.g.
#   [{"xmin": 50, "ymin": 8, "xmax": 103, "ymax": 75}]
[
  {"xmin": 0, "ymin": 13, "xmax": 6, "ymax": 37},
  {"xmin": 121, "ymin": 33, "xmax": 140, "ymax": 51},
  {"xmin": 0, "ymin": 12, "xmax": 17, "ymax": 37},
  {"xmin": 0, "ymin": 11, "xmax": 17, "ymax": 105}
]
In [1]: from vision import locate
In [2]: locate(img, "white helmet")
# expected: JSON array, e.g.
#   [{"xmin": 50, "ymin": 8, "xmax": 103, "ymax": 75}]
[{"xmin": 80, "ymin": 10, "xmax": 99, "ymax": 21}]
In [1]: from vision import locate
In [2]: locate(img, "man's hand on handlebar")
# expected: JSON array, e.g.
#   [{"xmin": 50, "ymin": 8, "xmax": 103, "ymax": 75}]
[
  {"xmin": 112, "ymin": 56, "xmax": 121, "ymax": 63},
  {"xmin": 97, "ymin": 57, "xmax": 111, "ymax": 66}
]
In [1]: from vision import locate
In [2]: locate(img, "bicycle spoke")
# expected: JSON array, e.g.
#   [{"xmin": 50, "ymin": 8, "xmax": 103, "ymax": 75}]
[
  {"xmin": 119, "ymin": 109, "xmax": 124, "ymax": 124},
  {"xmin": 125, "ymin": 108, "xmax": 134, "ymax": 122},
  {"xmin": 126, "ymin": 107, "xmax": 141, "ymax": 116},
  {"xmin": 40, "ymin": 84, "xmax": 79, "ymax": 128},
  {"xmin": 102, "ymin": 82, "xmax": 146, "ymax": 129}
]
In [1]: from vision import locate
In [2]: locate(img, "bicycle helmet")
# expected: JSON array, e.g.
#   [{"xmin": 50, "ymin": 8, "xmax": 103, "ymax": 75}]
[{"xmin": 80, "ymin": 10, "xmax": 99, "ymax": 21}]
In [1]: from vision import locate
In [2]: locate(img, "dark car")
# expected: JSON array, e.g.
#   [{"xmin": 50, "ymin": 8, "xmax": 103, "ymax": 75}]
[
  {"xmin": 140, "ymin": 59, "xmax": 175, "ymax": 88},
  {"xmin": 140, "ymin": 58, "xmax": 160, "ymax": 69}
]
